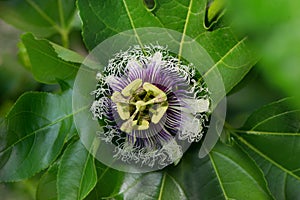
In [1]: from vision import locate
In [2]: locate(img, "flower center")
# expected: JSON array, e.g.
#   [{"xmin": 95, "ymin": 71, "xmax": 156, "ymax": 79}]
[{"xmin": 111, "ymin": 79, "xmax": 168, "ymax": 133}]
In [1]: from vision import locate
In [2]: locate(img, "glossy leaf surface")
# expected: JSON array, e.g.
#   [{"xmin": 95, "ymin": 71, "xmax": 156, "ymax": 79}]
[
  {"xmin": 235, "ymin": 98, "xmax": 300, "ymax": 199},
  {"xmin": 0, "ymin": 90, "xmax": 74, "ymax": 182},
  {"xmin": 57, "ymin": 140, "xmax": 97, "ymax": 200},
  {"xmin": 77, "ymin": 0, "xmax": 257, "ymax": 94}
]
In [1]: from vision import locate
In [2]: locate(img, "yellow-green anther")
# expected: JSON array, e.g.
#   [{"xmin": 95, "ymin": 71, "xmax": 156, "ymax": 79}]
[
  {"xmin": 111, "ymin": 91, "xmax": 131, "ymax": 120},
  {"xmin": 143, "ymin": 82, "xmax": 163, "ymax": 96},
  {"xmin": 150, "ymin": 104, "xmax": 168, "ymax": 124},
  {"xmin": 113, "ymin": 80, "xmax": 170, "ymax": 133},
  {"xmin": 132, "ymin": 119, "xmax": 149, "ymax": 130},
  {"xmin": 116, "ymin": 103, "xmax": 130, "ymax": 120},
  {"xmin": 120, "ymin": 109, "xmax": 139, "ymax": 132},
  {"xmin": 122, "ymin": 79, "xmax": 143, "ymax": 96},
  {"xmin": 111, "ymin": 91, "xmax": 129, "ymax": 103},
  {"xmin": 120, "ymin": 118, "xmax": 133, "ymax": 133},
  {"xmin": 145, "ymin": 92, "xmax": 167, "ymax": 105},
  {"xmin": 143, "ymin": 82, "xmax": 167, "ymax": 104}
]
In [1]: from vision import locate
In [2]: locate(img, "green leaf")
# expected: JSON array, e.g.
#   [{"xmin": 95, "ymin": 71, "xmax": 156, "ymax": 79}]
[
  {"xmin": 86, "ymin": 161, "xmax": 187, "ymax": 200},
  {"xmin": 112, "ymin": 173, "xmax": 187, "ymax": 200},
  {"xmin": 0, "ymin": 90, "xmax": 74, "ymax": 182},
  {"xmin": 234, "ymin": 98, "xmax": 300, "ymax": 199},
  {"xmin": 209, "ymin": 142, "xmax": 272, "ymax": 199},
  {"xmin": 21, "ymin": 33, "xmax": 81, "ymax": 87},
  {"xmin": 0, "ymin": 0, "xmax": 76, "ymax": 46},
  {"xmin": 77, "ymin": 0, "xmax": 162, "ymax": 50},
  {"xmin": 57, "ymin": 140, "xmax": 97, "ymax": 200},
  {"xmin": 104, "ymin": 173, "xmax": 187, "ymax": 200},
  {"xmin": 168, "ymin": 142, "xmax": 272, "ymax": 200},
  {"xmin": 87, "ymin": 142, "xmax": 271, "ymax": 200},
  {"xmin": 36, "ymin": 162, "xmax": 59, "ymax": 200},
  {"xmin": 78, "ymin": 0, "xmax": 257, "ymax": 94},
  {"xmin": 85, "ymin": 161, "xmax": 125, "ymax": 199}
]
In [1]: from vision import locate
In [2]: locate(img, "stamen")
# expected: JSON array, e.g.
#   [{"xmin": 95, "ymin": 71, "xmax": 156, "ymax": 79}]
[
  {"xmin": 120, "ymin": 108, "xmax": 139, "ymax": 132},
  {"xmin": 115, "ymin": 102, "xmax": 130, "ymax": 120},
  {"xmin": 111, "ymin": 91, "xmax": 129, "ymax": 103},
  {"xmin": 122, "ymin": 79, "xmax": 142, "ymax": 96},
  {"xmin": 149, "ymin": 102, "xmax": 168, "ymax": 124},
  {"xmin": 112, "ymin": 80, "xmax": 169, "ymax": 133}
]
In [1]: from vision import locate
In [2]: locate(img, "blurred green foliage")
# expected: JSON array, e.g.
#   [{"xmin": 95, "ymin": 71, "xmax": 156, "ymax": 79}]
[
  {"xmin": 0, "ymin": 21, "xmax": 38, "ymax": 119},
  {"xmin": 228, "ymin": 0, "xmax": 300, "ymax": 109}
]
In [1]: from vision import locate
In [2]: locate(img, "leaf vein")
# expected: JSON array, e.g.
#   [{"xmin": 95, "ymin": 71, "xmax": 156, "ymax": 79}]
[
  {"xmin": 77, "ymin": 153, "xmax": 94, "ymax": 200},
  {"xmin": 251, "ymin": 109, "xmax": 300, "ymax": 131},
  {"xmin": 87, "ymin": 1, "xmax": 119, "ymax": 34},
  {"xmin": 1, "ymin": 105, "xmax": 88, "ymax": 155},
  {"xmin": 158, "ymin": 173, "xmax": 166, "ymax": 200},
  {"xmin": 209, "ymin": 153, "xmax": 229, "ymax": 199},
  {"xmin": 203, "ymin": 37, "xmax": 247, "ymax": 78},
  {"xmin": 235, "ymin": 130, "xmax": 300, "ymax": 136},
  {"xmin": 213, "ymin": 151, "xmax": 268, "ymax": 194},
  {"xmin": 178, "ymin": 0, "xmax": 193, "ymax": 57},
  {"xmin": 233, "ymin": 132, "xmax": 300, "ymax": 181},
  {"xmin": 26, "ymin": 0, "xmax": 60, "ymax": 32},
  {"xmin": 122, "ymin": 0, "xmax": 144, "ymax": 48}
]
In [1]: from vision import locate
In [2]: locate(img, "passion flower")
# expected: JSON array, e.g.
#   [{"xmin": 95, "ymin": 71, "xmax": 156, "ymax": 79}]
[{"xmin": 90, "ymin": 44, "xmax": 210, "ymax": 168}]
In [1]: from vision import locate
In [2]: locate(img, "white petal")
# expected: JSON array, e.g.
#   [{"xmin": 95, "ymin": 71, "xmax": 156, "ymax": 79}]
[
  {"xmin": 195, "ymin": 99, "xmax": 210, "ymax": 113},
  {"xmin": 162, "ymin": 138, "xmax": 183, "ymax": 165},
  {"xmin": 151, "ymin": 52, "xmax": 162, "ymax": 66},
  {"xmin": 182, "ymin": 98, "xmax": 210, "ymax": 114}
]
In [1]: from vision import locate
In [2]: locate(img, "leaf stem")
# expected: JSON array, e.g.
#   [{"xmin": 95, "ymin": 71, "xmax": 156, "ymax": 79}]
[
  {"xmin": 57, "ymin": 0, "xmax": 66, "ymax": 29},
  {"xmin": 26, "ymin": 0, "xmax": 70, "ymax": 48},
  {"xmin": 233, "ymin": 129, "xmax": 300, "ymax": 136},
  {"xmin": 26, "ymin": 0, "xmax": 60, "ymax": 30},
  {"xmin": 60, "ymin": 30, "xmax": 69, "ymax": 48},
  {"xmin": 57, "ymin": 0, "xmax": 70, "ymax": 48}
]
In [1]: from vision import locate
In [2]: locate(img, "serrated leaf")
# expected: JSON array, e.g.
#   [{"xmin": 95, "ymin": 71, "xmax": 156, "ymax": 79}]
[
  {"xmin": 0, "ymin": 0, "xmax": 76, "ymax": 41},
  {"xmin": 78, "ymin": 0, "xmax": 257, "ymax": 94},
  {"xmin": 234, "ymin": 98, "xmax": 300, "ymax": 199},
  {"xmin": 57, "ymin": 140, "xmax": 97, "ymax": 200},
  {"xmin": 36, "ymin": 162, "xmax": 59, "ymax": 200},
  {"xmin": 21, "ymin": 33, "xmax": 81, "ymax": 87},
  {"xmin": 0, "ymin": 90, "xmax": 75, "ymax": 182}
]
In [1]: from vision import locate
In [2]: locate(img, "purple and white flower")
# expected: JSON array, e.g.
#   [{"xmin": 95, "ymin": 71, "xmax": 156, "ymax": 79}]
[{"xmin": 90, "ymin": 44, "xmax": 210, "ymax": 168}]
